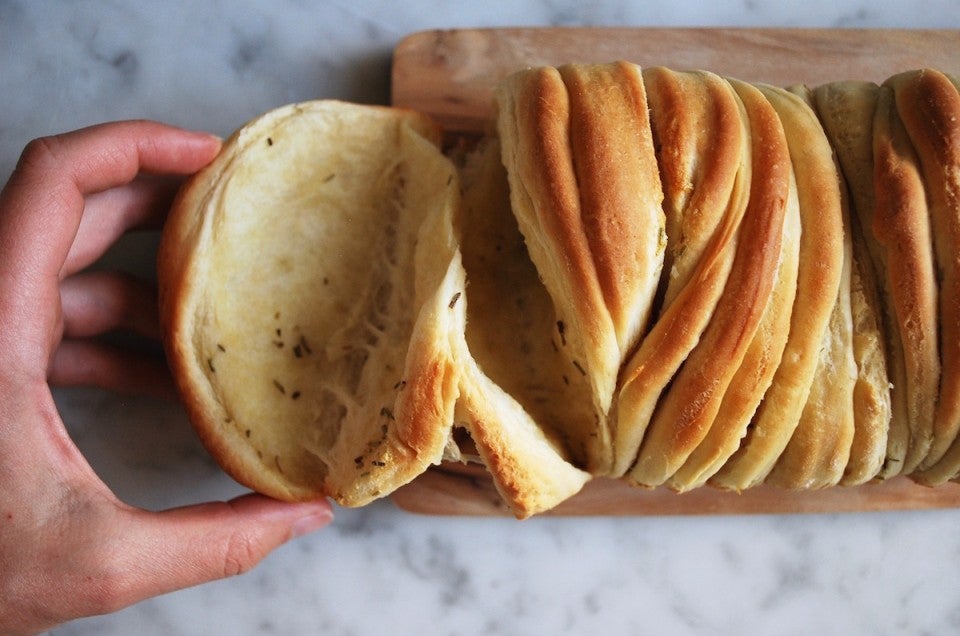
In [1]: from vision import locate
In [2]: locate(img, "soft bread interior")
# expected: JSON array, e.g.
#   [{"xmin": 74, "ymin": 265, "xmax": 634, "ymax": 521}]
[
  {"xmin": 457, "ymin": 139, "xmax": 597, "ymax": 462},
  {"xmin": 160, "ymin": 101, "xmax": 461, "ymax": 505},
  {"xmin": 454, "ymin": 138, "xmax": 592, "ymax": 516}
]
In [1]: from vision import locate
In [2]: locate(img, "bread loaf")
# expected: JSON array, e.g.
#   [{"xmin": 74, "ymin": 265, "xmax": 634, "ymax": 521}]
[{"xmin": 160, "ymin": 64, "xmax": 960, "ymax": 518}]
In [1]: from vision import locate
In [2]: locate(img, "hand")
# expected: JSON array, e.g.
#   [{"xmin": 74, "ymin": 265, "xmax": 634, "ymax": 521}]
[{"xmin": 0, "ymin": 121, "xmax": 333, "ymax": 635}]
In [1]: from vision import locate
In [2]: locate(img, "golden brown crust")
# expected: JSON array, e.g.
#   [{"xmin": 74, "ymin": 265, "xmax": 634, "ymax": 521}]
[
  {"xmin": 611, "ymin": 70, "xmax": 750, "ymax": 477},
  {"xmin": 871, "ymin": 84, "xmax": 941, "ymax": 476},
  {"xmin": 891, "ymin": 70, "xmax": 960, "ymax": 482},
  {"xmin": 495, "ymin": 66, "xmax": 620, "ymax": 473},
  {"xmin": 891, "ymin": 69, "xmax": 960, "ymax": 473},
  {"xmin": 711, "ymin": 81, "xmax": 846, "ymax": 491},
  {"xmin": 641, "ymin": 68, "xmax": 746, "ymax": 309},
  {"xmin": 627, "ymin": 78, "xmax": 788, "ymax": 488},
  {"xmin": 670, "ymin": 134, "xmax": 800, "ymax": 492},
  {"xmin": 558, "ymin": 62, "xmax": 666, "ymax": 358}
]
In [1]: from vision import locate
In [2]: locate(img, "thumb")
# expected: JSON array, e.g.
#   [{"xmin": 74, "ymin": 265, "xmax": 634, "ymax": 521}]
[{"xmin": 116, "ymin": 494, "xmax": 333, "ymax": 605}]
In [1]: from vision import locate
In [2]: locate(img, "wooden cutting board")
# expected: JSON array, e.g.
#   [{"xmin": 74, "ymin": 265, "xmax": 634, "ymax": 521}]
[{"xmin": 388, "ymin": 27, "xmax": 960, "ymax": 516}]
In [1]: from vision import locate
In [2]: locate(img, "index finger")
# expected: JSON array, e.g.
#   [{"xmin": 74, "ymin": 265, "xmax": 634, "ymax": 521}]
[{"xmin": 0, "ymin": 120, "xmax": 221, "ymax": 286}]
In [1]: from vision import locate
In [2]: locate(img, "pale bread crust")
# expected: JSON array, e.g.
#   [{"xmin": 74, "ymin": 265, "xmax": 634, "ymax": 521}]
[
  {"xmin": 628, "ymin": 78, "xmax": 788, "ymax": 488},
  {"xmin": 811, "ymin": 81, "xmax": 893, "ymax": 484},
  {"xmin": 612, "ymin": 70, "xmax": 750, "ymax": 477},
  {"xmin": 841, "ymin": 217, "xmax": 892, "ymax": 485}
]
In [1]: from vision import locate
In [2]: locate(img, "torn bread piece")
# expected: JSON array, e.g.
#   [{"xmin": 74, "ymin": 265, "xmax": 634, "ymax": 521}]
[
  {"xmin": 495, "ymin": 62, "xmax": 665, "ymax": 475},
  {"xmin": 627, "ymin": 77, "xmax": 788, "ymax": 489},
  {"xmin": 453, "ymin": 138, "xmax": 591, "ymax": 517},
  {"xmin": 711, "ymin": 80, "xmax": 845, "ymax": 491},
  {"xmin": 159, "ymin": 101, "xmax": 462, "ymax": 505},
  {"xmin": 611, "ymin": 69, "xmax": 751, "ymax": 478}
]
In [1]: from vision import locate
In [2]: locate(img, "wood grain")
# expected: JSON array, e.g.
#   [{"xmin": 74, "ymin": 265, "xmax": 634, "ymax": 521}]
[
  {"xmin": 388, "ymin": 27, "xmax": 960, "ymax": 516},
  {"xmin": 391, "ymin": 27, "xmax": 960, "ymax": 135},
  {"xmin": 393, "ymin": 463, "xmax": 960, "ymax": 516}
]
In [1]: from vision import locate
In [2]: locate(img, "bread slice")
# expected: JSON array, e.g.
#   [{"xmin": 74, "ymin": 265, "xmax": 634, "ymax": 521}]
[
  {"xmin": 627, "ymin": 77, "xmax": 788, "ymax": 488},
  {"xmin": 840, "ymin": 213, "xmax": 892, "ymax": 485},
  {"xmin": 669, "ymin": 129, "xmax": 800, "ymax": 492},
  {"xmin": 891, "ymin": 70, "xmax": 960, "ymax": 482},
  {"xmin": 711, "ymin": 80, "xmax": 846, "ymax": 491},
  {"xmin": 763, "ymin": 84, "xmax": 857, "ymax": 490},
  {"xmin": 159, "ymin": 101, "xmax": 463, "ymax": 506},
  {"xmin": 612, "ymin": 69, "xmax": 751, "ymax": 478},
  {"xmin": 871, "ymin": 84, "xmax": 941, "ymax": 476},
  {"xmin": 811, "ymin": 81, "xmax": 895, "ymax": 482},
  {"xmin": 495, "ymin": 62, "xmax": 665, "ymax": 475}
]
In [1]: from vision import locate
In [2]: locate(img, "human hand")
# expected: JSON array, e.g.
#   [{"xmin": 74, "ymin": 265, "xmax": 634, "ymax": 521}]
[{"xmin": 0, "ymin": 121, "xmax": 333, "ymax": 635}]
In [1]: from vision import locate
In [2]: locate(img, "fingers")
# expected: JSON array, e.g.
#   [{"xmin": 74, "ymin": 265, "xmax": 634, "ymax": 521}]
[
  {"xmin": 60, "ymin": 270, "xmax": 160, "ymax": 340},
  {"xmin": 94, "ymin": 495, "xmax": 333, "ymax": 615},
  {"xmin": 0, "ymin": 121, "xmax": 220, "ymax": 290},
  {"xmin": 50, "ymin": 270, "xmax": 175, "ymax": 397},
  {"xmin": 10, "ymin": 492, "xmax": 332, "ymax": 632},
  {"xmin": 0, "ymin": 122, "xmax": 220, "ymax": 383},
  {"xmin": 64, "ymin": 174, "xmax": 183, "ymax": 277},
  {"xmin": 49, "ymin": 340, "xmax": 176, "ymax": 399}
]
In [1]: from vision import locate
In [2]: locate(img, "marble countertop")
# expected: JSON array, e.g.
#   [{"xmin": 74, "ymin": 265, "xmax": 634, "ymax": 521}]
[{"xmin": 4, "ymin": 2, "xmax": 960, "ymax": 634}]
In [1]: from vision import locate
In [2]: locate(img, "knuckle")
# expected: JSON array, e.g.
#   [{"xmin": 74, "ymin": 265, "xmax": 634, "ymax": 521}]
[
  {"xmin": 81, "ymin": 576, "xmax": 130, "ymax": 617},
  {"xmin": 74, "ymin": 552, "xmax": 134, "ymax": 617},
  {"xmin": 17, "ymin": 135, "xmax": 60, "ymax": 173},
  {"xmin": 220, "ymin": 529, "xmax": 265, "ymax": 578}
]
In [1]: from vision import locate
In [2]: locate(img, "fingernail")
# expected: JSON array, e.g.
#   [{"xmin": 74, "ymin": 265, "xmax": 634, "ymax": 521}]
[
  {"xmin": 198, "ymin": 133, "xmax": 223, "ymax": 151},
  {"xmin": 290, "ymin": 508, "xmax": 334, "ymax": 539}
]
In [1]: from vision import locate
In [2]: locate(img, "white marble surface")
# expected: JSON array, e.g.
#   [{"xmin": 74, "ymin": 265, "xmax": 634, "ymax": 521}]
[{"xmin": 3, "ymin": 1, "xmax": 960, "ymax": 634}]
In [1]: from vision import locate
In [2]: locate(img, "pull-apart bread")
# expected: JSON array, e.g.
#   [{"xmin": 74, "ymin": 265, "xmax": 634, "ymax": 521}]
[{"xmin": 160, "ymin": 64, "xmax": 960, "ymax": 518}]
